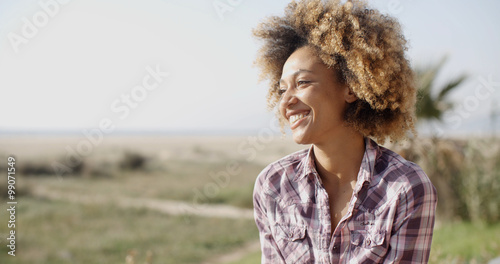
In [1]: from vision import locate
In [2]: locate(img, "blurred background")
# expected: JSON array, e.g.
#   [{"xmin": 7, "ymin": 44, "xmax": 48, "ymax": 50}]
[{"xmin": 0, "ymin": 0, "xmax": 499, "ymax": 263}]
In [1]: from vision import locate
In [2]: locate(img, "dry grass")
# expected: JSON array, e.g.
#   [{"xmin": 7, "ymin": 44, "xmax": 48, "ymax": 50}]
[{"xmin": 387, "ymin": 136, "xmax": 500, "ymax": 223}]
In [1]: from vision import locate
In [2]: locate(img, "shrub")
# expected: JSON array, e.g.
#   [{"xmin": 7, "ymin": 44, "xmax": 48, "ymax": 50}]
[
  {"xmin": 393, "ymin": 137, "xmax": 500, "ymax": 223},
  {"xmin": 119, "ymin": 151, "xmax": 149, "ymax": 171}
]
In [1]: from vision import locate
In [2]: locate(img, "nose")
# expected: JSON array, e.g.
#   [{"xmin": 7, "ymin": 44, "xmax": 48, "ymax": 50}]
[{"xmin": 280, "ymin": 87, "xmax": 298, "ymax": 108}]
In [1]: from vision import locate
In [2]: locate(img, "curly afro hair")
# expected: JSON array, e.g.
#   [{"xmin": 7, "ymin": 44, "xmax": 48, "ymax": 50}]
[{"xmin": 253, "ymin": 0, "xmax": 416, "ymax": 143}]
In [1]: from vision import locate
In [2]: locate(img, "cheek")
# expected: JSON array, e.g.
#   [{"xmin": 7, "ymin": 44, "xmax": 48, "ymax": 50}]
[{"xmin": 312, "ymin": 95, "xmax": 345, "ymax": 120}]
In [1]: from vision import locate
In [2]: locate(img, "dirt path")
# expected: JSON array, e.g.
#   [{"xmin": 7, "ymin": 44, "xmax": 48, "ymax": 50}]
[{"xmin": 31, "ymin": 186, "xmax": 254, "ymax": 220}]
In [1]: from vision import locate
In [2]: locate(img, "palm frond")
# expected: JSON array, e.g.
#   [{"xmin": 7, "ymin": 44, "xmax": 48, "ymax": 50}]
[
  {"xmin": 414, "ymin": 56, "xmax": 466, "ymax": 123},
  {"xmin": 437, "ymin": 74, "xmax": 467, "ymax": 101}
]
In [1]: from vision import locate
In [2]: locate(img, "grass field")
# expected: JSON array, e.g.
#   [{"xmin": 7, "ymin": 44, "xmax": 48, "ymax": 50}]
[
  {"xmin": 0, "ymin": 197, "xmax": 258, "ymax": 264},
  {"xmin": 429, "ymin": 221, "xmax": 500, "ymax": 263}
]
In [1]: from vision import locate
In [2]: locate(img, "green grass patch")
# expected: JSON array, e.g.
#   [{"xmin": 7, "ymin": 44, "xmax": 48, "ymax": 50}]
[
  {"xmin": 226, "ymin": 250, "xmax": 261, "ymax": 264},
  {"xmin": 429, "ymin": 221, "xmax": 500, "ymax": 263},
  {"xmin": 0, "ymin": 198, "xmax": 258, "ymax": 264}
]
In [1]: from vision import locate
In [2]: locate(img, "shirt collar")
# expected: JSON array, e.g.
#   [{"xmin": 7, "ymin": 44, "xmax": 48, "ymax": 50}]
[
  {"xmin": 293, "ymin": 145, "xmax": 317, "ymax": 182},
  {"xmin": 357, "ymin": 137, "xmax": 380, "ymax": 185},
  {"xmin": 293, "ymin": 137, "xmax": 380, "ymax": 184}
]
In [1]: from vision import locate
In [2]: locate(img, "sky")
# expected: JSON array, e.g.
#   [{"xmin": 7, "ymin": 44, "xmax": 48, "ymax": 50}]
[{"xmin": 1, "ymin": 0, "xmax": 499, "ymax": 136}]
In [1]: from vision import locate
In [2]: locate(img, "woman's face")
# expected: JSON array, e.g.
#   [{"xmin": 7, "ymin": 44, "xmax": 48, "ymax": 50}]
[{"xmin": 279, "ymin": 46, "xmax": 356, "ymax": 145}]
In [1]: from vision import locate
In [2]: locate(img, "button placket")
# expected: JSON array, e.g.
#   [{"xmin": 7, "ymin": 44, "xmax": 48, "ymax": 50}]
[{"xmin": 318, "ymin": 183, "xmax": 330, "ymax": 250}]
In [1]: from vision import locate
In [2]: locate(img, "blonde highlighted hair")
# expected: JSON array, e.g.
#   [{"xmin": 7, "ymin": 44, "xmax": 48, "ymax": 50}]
[{"xmin": 253, "ymin": 0, "xmax": 416, "ymax": 143}]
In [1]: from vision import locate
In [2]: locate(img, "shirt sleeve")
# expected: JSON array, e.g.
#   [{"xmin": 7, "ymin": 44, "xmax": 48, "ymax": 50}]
[
  {"xmin": 253, "ymin": 172, "xmax": 287, "ymax": 264},
  {"xmin": 384, "ymin": 170, "xmax": 438, "ymax": 264}
]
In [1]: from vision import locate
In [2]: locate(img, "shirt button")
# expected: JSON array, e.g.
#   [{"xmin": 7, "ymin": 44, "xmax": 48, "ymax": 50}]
[{"xmin": 366, "ymin": 238, "xmax": 371, "ymax": 246}]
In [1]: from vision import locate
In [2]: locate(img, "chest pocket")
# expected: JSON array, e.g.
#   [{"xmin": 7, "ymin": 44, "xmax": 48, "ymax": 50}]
[
  {"xmin": 275, "ymin": 224, "xmax": 307, "ymax": 242},
  {"xmin": 349, "ymin": 228, "xmax": 388, "ymax": 262},
  {"xmin": 348, "ymin": 208, "xmax": 391, "ymax": 260},
  {"xmin": 272, "ymin": 200, "xmax": 314, "ymax": 263},
  {"xmin": 274, "ymin": 223, "xmax": 313, "ymax": 263},
  {"xmin": 350, "ymin": 229, "xmax": 386, "ymax": 248}
]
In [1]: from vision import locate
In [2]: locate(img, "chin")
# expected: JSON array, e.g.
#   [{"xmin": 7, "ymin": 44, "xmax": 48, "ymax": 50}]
[{"xmin": 292, "ymin": 132, "xmax": 312, "ymax": 145}]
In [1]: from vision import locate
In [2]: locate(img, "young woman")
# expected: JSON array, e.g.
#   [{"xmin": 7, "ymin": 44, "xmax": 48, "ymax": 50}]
[{"xmin": 252, "ymin": 0, "xmax": 437, "ymax": 263}]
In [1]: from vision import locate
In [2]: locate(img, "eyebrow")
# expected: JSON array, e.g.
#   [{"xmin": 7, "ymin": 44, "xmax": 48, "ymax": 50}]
[{"xmin": 279, "ymin": 69, "xmax": 314, "ymax": 86}]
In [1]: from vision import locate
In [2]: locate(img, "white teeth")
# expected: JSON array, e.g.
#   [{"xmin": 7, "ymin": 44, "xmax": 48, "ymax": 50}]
[{"xmin": 289, "ymin": 113, "xmax": 307, "ymax": 124}]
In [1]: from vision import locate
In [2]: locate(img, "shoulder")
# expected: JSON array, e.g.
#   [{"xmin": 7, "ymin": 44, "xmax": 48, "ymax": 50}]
[
  {"xmin": 374, "ymin": 144, "xmax": 437, "ymax": 199},
  {"xmin": 253, "ymin": 148, "xmax": 309, "ymax": 198}
]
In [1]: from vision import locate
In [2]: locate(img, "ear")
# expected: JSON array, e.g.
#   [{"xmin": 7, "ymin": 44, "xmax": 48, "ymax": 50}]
[{"xmin": 343, "ymin": 86, "xmax": 358, "ymax": 103}]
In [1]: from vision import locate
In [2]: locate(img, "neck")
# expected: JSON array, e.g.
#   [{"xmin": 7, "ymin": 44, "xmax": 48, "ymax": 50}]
[{"xmin": 312, "ymin": 131, "xmax": 365, "ymax": 185}]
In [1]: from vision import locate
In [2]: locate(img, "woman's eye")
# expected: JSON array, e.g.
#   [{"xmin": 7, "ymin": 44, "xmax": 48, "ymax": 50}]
[
  {"xmin": 278, "ymin": 88, "xmax": 287, "ymax": 96},
  {"xmin": 297, "ymin": 80, "xmax": 310, "ymax": 86}
]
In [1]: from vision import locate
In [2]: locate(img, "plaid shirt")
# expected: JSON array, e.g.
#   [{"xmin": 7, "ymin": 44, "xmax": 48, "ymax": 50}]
[{"xmin": 253, "ymin": 138, "xmax": 437, "ymax": 263}]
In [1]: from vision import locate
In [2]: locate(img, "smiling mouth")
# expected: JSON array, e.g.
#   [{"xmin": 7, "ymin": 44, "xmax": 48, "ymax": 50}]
[{"xmin": 289, "ymin": 111, "xmax": 310, "ymax": 126}]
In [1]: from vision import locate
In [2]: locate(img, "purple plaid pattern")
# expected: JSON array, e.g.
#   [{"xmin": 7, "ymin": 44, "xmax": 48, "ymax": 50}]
[{"xmin": 253, "ymin": 138, "xmax": 437, "ymax": 263}]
